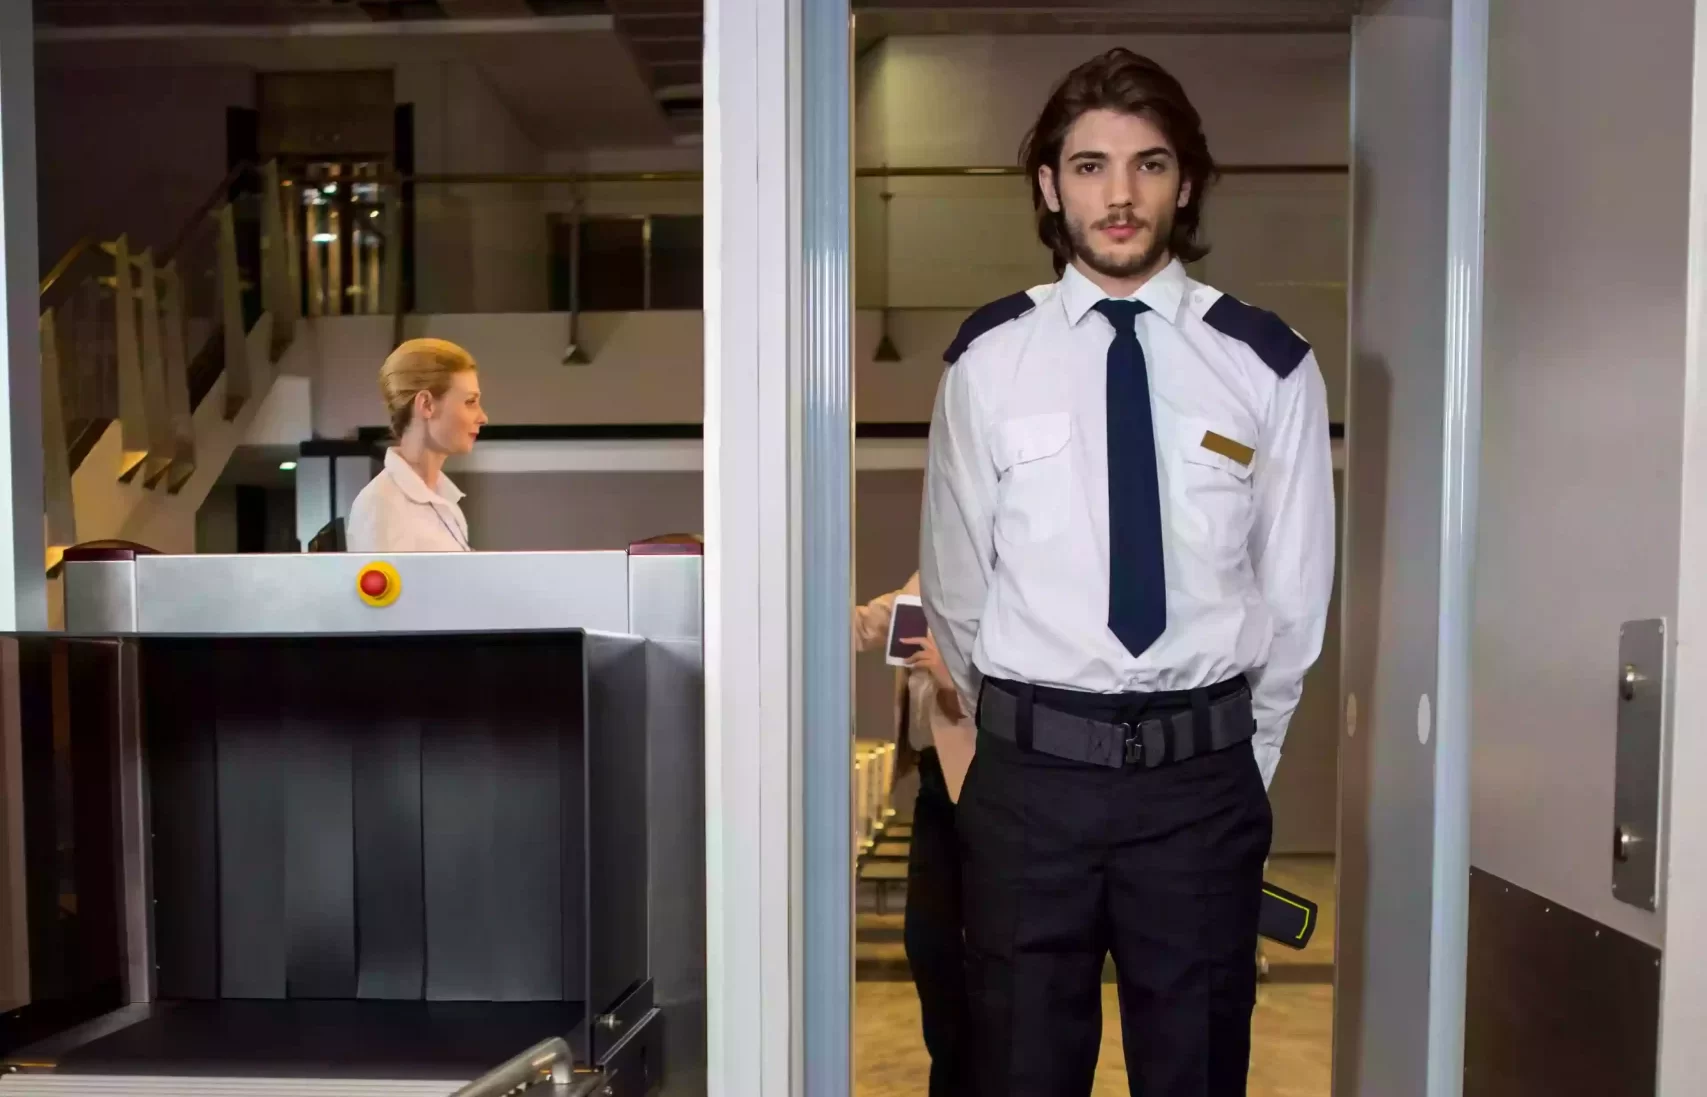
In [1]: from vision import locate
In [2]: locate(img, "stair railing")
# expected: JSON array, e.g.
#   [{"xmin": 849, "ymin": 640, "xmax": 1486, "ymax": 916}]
[{"xmin": 37, "ymin": 159, "xmax": 301, "ymax": 572}]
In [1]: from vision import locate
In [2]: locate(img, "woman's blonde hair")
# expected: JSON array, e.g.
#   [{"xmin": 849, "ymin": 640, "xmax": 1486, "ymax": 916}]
[{"xmin": 379, "ymin": 338, "xmax": 477, "ymax": 439}]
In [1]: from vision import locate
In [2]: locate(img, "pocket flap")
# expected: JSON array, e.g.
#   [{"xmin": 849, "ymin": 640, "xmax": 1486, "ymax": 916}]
[{"xmin": 995, "ymin": 412, "xmax": 1072, "ymax": 470}]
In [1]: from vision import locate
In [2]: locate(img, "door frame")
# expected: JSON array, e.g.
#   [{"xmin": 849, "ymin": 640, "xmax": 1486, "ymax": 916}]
[{"xmin": 1657, "ymin": 0, "xmax": 1707, "ymax": 1086}]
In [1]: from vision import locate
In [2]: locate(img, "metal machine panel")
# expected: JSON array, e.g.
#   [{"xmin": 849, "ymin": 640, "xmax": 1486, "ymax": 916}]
[
  {"xmin": 645, "ymin": 639, "xmax": 706, "ymax": 1096},
  {"xmin": 114, "ymin": 552, "xmax": 630, "ymax": 635},
  {"xmin": 60, "ymin": 562, "xmax": 137, "ymax": 634},
  {"xmin": 628, "ymin": 554, "xmax": 702, "ymax": 643},
  {"xmin": 1338, "ymin": 5, "xmax": 1458, "ymax": 1095},
  {"xmin": 583, "ymin": 634, "xmax": 649, "ymax": 1061},
  {"xmin": 19, "ymin": 544, "xmax": 697, "ymax": 1088},
  {"xmin": 1612, "ymin": 619, "xmax": 1665, "ymax": 911}
]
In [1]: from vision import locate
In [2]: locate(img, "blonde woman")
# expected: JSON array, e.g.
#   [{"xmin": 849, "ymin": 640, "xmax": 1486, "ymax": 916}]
[{"xmin": 346, "ymin": 338, "xmax": 488, "ymax": 553}]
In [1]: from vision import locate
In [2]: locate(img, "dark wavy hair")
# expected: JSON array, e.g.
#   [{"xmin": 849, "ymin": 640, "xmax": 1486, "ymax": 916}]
[{"xmin": 1020, "ymin": 49, "xmax": 1218, "ymax": 274}]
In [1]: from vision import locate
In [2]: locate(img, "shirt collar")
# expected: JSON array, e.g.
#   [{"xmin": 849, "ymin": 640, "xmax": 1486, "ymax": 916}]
[
  {"xmin": 1059, "ymin": 258, "xmax": 1190, "ymax": 329},
  {"xmin": 384, "ymin": 447, "xmax": 464, "ymax": 506}
]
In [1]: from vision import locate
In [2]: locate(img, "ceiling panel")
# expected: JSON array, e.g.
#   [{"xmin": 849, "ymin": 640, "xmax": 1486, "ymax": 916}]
[
  {"xmin": 36, "ymin": 0, "xmax": 1355, "ymax": 140},
  {"xmin": 34, "ymin": 0, "xmax": 608, "ymax": 25}
]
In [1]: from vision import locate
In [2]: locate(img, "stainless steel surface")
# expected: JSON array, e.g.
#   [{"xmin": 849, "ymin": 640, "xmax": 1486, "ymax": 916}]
[
  {"xmin": 1429, "ymin": 0, "xmax": 1488, "ymax": 1088},
  {"xmin": 61, "ymin": 560, "xmax": 138, "ymax": 633},
  {"xmin": 115, "ymin": 640, "xmax": 153, "ymax": 1003},
  {"xmin": 1338, "ymin": 4, "xmax": 1455, "ymax": 1095},
  {"xmin": 583, "ymin": 634, "xmax": 651, "ymax": 1062},
  {"xmin": 112, "ymin": 552, "xmax": 631, "ymax": 635},
  {"xmin": 44, "ymin": 548, "xmax": 701, "ymax": 1092},
  {"xmin": 2, "ymin": 0, "xmax": 48, "ymax": 633},
  {"xmin": 627, "ymin": 556, "xmax": 701, "ymax": 642},
  {"xmin": 1612, "ymin": 619, "xmax": 1665, "ymax": 911},
  {"xmin": 802, "ymin": 2, "xmax": 854, "ymax": 1096},
  {"xmin": 591, "ymin": 1005, "xmax": 663, "ymax": 1097},
  {"xmin": 0, "ymin": 1080, "xmax": 468, "ymax": 1095},
  {"xmin": 644, "ymin": 640, "xmax": 705, "ymax": 1096},
  {"xmin": 592, "ymin": 982, "xmax": 653, "ymax": 1066},
  {"xmin": 446, "ymin": 1036, "xmax": 573, "ymax": 1097},
  {"xmin": 1472, "ymin": 0, "xmax": 1690, "ymax": 953}
]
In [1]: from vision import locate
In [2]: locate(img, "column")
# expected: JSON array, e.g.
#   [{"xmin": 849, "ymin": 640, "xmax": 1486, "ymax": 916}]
[
  {"xmin": 0, "ymin": 0, "xmax": 44, "ymax": 631},
  {"xmin": 0, "ymin": 0, "xmax": 38, "ymax": 1017},
  {"xmin": 703, "ymin": 0, "xmax": 852, "ymax": 1096}
]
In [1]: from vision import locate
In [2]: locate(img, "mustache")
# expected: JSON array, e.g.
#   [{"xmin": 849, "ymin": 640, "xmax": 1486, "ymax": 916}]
[{"xmin": 1093, "ymin": 212, "xmax": 1148, "ymax": 231}]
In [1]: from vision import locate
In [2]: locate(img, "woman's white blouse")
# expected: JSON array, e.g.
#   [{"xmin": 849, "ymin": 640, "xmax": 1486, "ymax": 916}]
[{"xmin": 345, "ymin": 448, "xmax": 472, "ymax": 553}]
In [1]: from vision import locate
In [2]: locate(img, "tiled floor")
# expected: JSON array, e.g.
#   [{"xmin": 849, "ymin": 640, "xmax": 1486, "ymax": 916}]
[{"xmin": 854, "ymin": 855, "xmax": 1336, "ymax": 1097}]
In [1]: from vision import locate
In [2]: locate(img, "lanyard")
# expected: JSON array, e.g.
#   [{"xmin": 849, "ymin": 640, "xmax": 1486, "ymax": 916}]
[{"xmin": 429, "ymin": 503, "xmax": 470, "ymax": 551}]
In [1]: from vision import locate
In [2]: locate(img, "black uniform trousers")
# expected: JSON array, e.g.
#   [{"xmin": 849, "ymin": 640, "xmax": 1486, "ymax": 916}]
[
  {"xmin": 958, "ymin": 682, "xmax": 1273, "ymax": 1097},
  {"xmin": 906, "ymin": 746, "xmax": 973, "ymax": 1097}
]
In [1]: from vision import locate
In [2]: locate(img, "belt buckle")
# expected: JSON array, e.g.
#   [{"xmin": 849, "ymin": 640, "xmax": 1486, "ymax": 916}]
[{"xmin": 1121, "ymin": 724, "xmax": 1143, "ymax": 766}]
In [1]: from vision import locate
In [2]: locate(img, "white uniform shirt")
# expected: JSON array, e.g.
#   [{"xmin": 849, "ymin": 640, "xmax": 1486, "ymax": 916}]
[
  {"xmin": 345, "ymin": 448, "xmax": 472, "ymax": 553},
  {"xmin": 920, "ymin": 260, "xmax": 1335, "ymax": 786}
]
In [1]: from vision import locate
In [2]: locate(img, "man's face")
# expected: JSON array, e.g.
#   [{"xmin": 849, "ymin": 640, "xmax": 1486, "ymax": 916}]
[{"xmin": 1039, "ymin": 108, "xmax": 1190, "ymax": 285}]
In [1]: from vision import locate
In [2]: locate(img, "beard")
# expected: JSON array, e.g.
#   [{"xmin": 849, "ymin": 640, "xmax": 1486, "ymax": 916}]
[{"xmin": 1063, "ymin": 208, "xmax": 1174, "ymax": 282}]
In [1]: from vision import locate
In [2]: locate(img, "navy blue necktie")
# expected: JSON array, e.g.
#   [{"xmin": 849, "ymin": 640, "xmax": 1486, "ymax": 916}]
[{"xmin": 1094, "ymin": 298, "xmax": 1167, "ymax": 656}]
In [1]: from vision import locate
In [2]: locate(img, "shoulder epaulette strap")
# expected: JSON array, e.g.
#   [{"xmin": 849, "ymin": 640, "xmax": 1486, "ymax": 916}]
[
  {"xmin": 1202, "ymin": 293, "xmax": 1311, "ymax": 379},
  {"xmin": 943, "ymin": 291, "xmax": 1037, "ymax": 365}
]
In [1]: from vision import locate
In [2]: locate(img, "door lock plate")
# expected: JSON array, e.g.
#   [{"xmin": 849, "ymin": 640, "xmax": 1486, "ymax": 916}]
[{"xmin": 1612, "ymin": 619, "xmax": 1665, "ymax": 911}]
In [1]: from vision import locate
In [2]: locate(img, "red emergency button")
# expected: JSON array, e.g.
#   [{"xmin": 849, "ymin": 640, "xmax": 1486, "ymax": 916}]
[{"xmin": 356, "ymin": 562, "xmax": 401, "ymax": 607}]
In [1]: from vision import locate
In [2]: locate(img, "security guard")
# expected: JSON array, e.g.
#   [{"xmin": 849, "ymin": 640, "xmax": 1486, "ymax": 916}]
[{"xmin": 919, "ymin": 49, "xmax": 1334, "ymax": 1097}]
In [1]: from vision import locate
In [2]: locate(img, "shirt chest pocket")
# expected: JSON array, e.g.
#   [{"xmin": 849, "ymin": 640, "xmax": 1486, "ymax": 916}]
[
  {"xmin": 993, "ymin": 412, "xmax": 1073, "ymax": 545},
  {"xmin": 1175, "ymin": 418, "xmax": 1257, "ymax": 549}
]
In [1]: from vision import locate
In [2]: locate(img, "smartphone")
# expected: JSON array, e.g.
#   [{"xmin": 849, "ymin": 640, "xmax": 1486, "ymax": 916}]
[{"xmin": 885, "ymin": 595, "xmax": 928, "ymax": 667}]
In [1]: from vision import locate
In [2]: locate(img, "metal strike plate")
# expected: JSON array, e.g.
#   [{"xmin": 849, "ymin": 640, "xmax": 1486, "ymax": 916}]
[{"xmin": 1612, "ymin": 619, "xmax": 1665, "ymax": 911}]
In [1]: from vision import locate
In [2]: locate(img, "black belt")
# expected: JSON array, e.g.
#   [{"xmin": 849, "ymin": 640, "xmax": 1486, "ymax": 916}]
[{"xmin": 977, "ymin": 675, "xmax": 1255, "ymax": 769}]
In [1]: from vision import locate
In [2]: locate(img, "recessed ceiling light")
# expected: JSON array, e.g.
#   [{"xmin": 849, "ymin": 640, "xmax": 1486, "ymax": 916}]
[{"xmin": 279, "ymin": 461, "xmax": 298, "ymax": 472}]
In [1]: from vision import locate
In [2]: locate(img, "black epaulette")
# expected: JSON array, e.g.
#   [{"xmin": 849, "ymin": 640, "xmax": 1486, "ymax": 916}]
[
  {"xmin": 1202, "ymin": 293, "xmax": 1312, "ymax": 379},
  {"xmin": 943, "ymin": 291, "xmax": 1037, "ymax": 366}
]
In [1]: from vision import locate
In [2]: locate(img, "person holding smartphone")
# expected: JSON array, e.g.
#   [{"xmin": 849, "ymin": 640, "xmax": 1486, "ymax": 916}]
[{"xmin": 855, "ymin": 572, "xmax": 975, "ymax": 1097}]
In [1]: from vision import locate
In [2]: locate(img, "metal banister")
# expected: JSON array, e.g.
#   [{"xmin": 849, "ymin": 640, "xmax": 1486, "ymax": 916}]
[{"xmin": 448, "ymin": 1036, "xmax": 598, "ymax": 1096}]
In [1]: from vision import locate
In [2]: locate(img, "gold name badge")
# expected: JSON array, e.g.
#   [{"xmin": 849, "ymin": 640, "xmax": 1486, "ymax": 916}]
[{"xmin": 1201, "ymin": 430, "xmax": 1255, "ymax": 467}]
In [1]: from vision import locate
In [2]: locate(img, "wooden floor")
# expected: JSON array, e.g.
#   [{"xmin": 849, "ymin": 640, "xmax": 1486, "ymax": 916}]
[{"xmin": 853, "ymin": 856, "xmax": 1335, "ymax": 1097}]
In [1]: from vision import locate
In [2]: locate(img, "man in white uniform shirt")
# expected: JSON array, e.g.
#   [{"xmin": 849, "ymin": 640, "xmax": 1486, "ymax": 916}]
[{"xmin": 919, "ymin": 50, "xmax": 1334, "ymax": 1097}]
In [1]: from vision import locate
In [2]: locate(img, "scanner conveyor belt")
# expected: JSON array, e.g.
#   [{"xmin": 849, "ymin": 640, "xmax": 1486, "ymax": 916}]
[{"xmin": 43, "ymin": 1001, "xmax": 585, "ymax": 1079}]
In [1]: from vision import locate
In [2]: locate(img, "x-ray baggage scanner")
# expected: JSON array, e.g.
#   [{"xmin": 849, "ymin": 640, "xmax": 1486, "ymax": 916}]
[{"xmin": 0, "ymin": 543, "xmax": 704, "ymax": 1097}]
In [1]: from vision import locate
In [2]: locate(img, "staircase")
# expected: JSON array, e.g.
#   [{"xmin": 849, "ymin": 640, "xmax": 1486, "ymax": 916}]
[{"xmin": 37, "ymin": 161, "xmax": 307, "ymax": 588}]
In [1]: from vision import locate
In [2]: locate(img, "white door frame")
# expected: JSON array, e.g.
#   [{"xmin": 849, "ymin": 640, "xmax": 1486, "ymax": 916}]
[
  {"xmin": 702, "ymin": 0, "xmax": 853, "ymax": 1094},
  {"xmin": 1657, "ymin": 0, "xmax": 1707, "ymax": 1087},
  {"xmin": 0, "ymin": 0, "xmax": 45, "ymax": 633}
]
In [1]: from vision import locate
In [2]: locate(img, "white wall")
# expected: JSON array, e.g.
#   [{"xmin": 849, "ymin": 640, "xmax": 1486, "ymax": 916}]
[
  {"xmin": 293, "ymin": 310, "xmax": 960, "ymax": 437},
  {"xmin": 855, "ymin": 34, "xmax": 1350, "ymax": 169},
  {"xmin": 1472, "ymin": 0, "xmax": 1694, "ymax": 947},
  {"xmin": 399, "ymin": 60, "xmax": 547, "ymax": 314},
  {"xmin": 853, "ymin": 35, "xmax": 1351, "ymax": 415}
]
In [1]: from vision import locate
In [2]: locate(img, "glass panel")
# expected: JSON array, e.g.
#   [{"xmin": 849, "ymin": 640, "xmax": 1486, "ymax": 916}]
[
  {"xmin": 296, "ymin": 161, "xmax": 389, "ymax": 318},
  {"xmin": 649, "ymin": 215, "xmax": 704, "ymax": 310}
]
